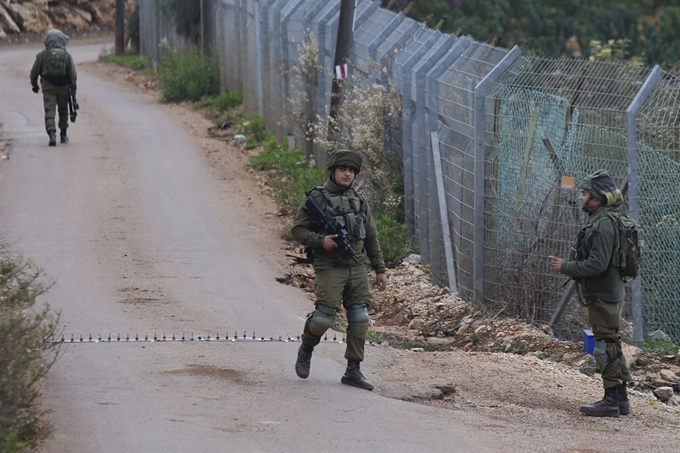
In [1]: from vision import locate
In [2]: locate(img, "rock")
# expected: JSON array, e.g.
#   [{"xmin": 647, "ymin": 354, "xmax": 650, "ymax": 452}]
[
  {"xmin": 666, "ymin": 395, "xmax": 680, "ymax": 407},
  {"xmin": 410, "ymin": 347, "xmax": 424, "ymax": 352},
  {"xmin": 474, "ymin": 325, "xmax": 487, "ymax": 335},
  {"xmin": 648, "ymin": 330, "xmax": 671, "ymax": 342},
  {"xmin": 620, "ymin": 324, "xmax": 635, "ymax": 343},
  {"xmin": 622, "ymin": 343, "xmax": 641, "ymax": 370},
  {"xmin": 407, "ymin": 254, "xmax": 421, "ymax": 265},
  {"xmin": 653, "ymin": 386, "xmax": 674, "ymax": 402},
  {"xmin": 440, "ymin": 287, "xmax": 450, "ymax": 295},
  {"xmin": 659, "ymin": 369, "xmax": 676, "ymax": 382},
  {"xmin": 0, "ymin": 1, "xmax": 117, "ymax": 36},
  {"xmin": 456, "ymin": 323, "xmax": 470, "ymax": 336}
]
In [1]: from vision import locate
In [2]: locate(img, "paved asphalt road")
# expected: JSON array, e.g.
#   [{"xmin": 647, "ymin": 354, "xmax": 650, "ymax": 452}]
[{"xmin": 0, "ymin": 40, "xmax": 494, "ymax": 453}]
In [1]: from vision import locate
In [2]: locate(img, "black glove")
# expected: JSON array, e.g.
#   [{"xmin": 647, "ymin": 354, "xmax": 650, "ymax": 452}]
[{"xmin": 32, "ymin": 85, "xmax": 39, "ymax": 93}]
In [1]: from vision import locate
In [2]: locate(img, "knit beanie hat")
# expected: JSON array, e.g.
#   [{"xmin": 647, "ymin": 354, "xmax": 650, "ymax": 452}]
[{"xmin": 580, "ymin": 170, "xmax": 623, "ymax": 206}]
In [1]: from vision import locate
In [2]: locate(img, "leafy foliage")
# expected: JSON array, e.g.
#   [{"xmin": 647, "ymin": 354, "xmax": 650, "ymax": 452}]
[
  {"xmin": 0, "ymin": 247, "xmax": 61, "ymax": 452},
  {"xmin": 157, "ymin": 47, "xmax": 219, "ymax": 103},
  {"xmin": 195, "ymin": 91, "xmax": 243, "ymax": 113},
  {"xmin": 374, "ymin": 214, "xmax": 412, "ymax": 267},
  {"xmin": 248, "ymin": 139, "xmax": 324, "ymax": 212},
  {"xmin": 385, "ymin": 0, "xmax": 680, "ymax": 68}
]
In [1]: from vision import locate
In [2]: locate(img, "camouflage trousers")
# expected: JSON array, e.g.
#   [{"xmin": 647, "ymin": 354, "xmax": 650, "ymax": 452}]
[
  {"xmin": 587, "ymin": 299, "xmax": 632, "ymax": 389},
  {"xmin": 43, "ymin": 88, "xmax": 70, "ymax": 132},
  {"xmin": 302, "ymin": 263, "xmax": 371, "ymax": 362}
]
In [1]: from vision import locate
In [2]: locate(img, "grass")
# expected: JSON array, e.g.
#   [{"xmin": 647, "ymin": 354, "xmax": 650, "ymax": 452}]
[
  {"xmin": 100, "ymin": 54, "xmax": 152, "ymax": 72},
  {"xmin": 248, "ymin": 138, "xmax": 324, "ymax": 213},
  {"xmin": 642, "ymin": 339, "xmax": 679, "ymax": 356},
  {"xmin": 157, "ymin": 47, "xmax": 219, "ymax": 103},
  {"xmin": 195, "ymin": 91, "xmax": 243, "ymax": 113},
  {"xmin": 374, "ymin": 214, "xmax": 412, "ymax": 267}
]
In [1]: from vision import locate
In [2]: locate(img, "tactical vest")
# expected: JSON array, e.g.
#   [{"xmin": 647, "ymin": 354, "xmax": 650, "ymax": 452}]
[{"xmin": 309, "ymin": 186, "xmax": 367, "ymax": 241}]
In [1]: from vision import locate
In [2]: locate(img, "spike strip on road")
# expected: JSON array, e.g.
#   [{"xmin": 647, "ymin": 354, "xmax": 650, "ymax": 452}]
[{"xmin": 47, "ymin": 331, "xmax": 383, "ymax": 346}]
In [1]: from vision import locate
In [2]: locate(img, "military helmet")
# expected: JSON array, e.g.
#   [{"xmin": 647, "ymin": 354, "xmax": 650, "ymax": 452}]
[
  {"xmin": 326, "ymin": 150, "xmax": 362, "ymax": 173},
  {"xmin": 580, "ymin": 169, "xmax": 620, "ymax": 205}
]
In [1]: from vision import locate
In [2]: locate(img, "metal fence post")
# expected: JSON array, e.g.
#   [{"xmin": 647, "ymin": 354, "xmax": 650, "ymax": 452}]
[
  {"xmin": 254, "ymin": 0, "xmax": 265, "ymax": 116},
  {"xmin": 473, "ymin": 46, "xmax": 522, "ymax": 307},
  {"xmin": 626, "ymin": 65, "xmax": 662, "ymax": 346}
]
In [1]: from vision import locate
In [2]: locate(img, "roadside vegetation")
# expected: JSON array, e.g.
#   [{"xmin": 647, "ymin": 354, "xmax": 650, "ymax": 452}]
[{"xmin": 0, "ymin": 244, "xmax": 61, "ymax": 453}]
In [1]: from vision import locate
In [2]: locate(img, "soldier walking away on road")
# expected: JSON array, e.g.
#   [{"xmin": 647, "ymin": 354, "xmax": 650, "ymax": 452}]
[
  {"xmin": 292, "ymin": 150, "xmax": 388, "ymax": 391},
  {"xmin": 549, "ymin": 170, "xmax": 632, "ymax": 417},
  {"xmin": 30, "ymin": 29, "xmax": 78, "ymax": 147}
]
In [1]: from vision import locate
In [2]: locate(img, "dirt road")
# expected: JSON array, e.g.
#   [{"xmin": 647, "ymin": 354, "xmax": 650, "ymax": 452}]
[{"xmin": 1, "ymin": 39, "xmax": 678, "ymax": 453}]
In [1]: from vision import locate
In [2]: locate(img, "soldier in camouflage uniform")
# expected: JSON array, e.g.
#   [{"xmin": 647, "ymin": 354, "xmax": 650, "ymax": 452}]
[
  {"xmin": 292, "ymin": 150, "xmax": 388, "ymax": 391},
  {"xmin": 30, "ymin": 29, "xmax": 78, "ymax": 146},
  {"xmin": 550, "ymin": 170, "xmax": 631, "ymax": 417}
]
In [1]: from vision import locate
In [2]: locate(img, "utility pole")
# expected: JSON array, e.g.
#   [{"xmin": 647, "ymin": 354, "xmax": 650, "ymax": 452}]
[
  {"xmin": 327, "ymin": 0, "xmax": 356, "ymax": 148},
  {"xmin": 115, "ymin": 0, "xmax": 125, "ymax": 55}
]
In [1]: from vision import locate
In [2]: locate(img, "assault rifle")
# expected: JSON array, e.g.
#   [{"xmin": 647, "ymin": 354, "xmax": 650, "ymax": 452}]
[
  {"xmin": 304, "ymin": 196, "xmax": 359, "ymax": 266},
  {"xmin": 69, "ymin": 89, "xmax": 79, "ymax": 123}
]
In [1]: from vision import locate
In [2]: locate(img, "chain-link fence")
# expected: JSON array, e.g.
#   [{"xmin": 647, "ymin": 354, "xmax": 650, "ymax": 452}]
[{"xmin": 138, "ymin": 0, "xmax": 680, "ymax": 345}]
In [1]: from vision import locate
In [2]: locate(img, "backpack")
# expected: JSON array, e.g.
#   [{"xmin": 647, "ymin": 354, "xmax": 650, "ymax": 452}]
[
  {"xmin": 607, "ymin": 212, "xmax": 643, "ymax": 279},
  {"xmin": 43, "ymin": 48, "xmax": 68, "ymax": 79}
]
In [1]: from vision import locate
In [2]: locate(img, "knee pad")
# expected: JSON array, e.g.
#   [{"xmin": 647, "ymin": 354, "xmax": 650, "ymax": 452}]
[
  {"xmin": 308, "ymin": 305, "xmax": 337, "ymax": 336},
  {"xmin": 593, "ymin": 339, "xmax": 621, "ymax": 372},
  {"xmin": 347, "ymin": 303, "xmax": 370, "ymax": 339}
]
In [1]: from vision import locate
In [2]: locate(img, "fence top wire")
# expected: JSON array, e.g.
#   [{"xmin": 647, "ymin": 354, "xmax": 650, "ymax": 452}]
[
  {"xmin": 638, "ymin": 73, "xmax": 680, "ymax": 129},
  {"xmin": 497, "ymin": 57, "xmax": 653, "ymax": 113}
]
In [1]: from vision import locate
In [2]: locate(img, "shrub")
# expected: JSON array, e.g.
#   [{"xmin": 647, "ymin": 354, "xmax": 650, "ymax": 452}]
[
  {"xmin": 239, "ymin": 113, "xmax": 269, "ymax": 149},
  {"xmin": 157, "ymin": 47, "xmax": 219, "ymax": 103},
  {"xmin": 249, "ymin": 140, "xmax": 324, "ymax": 212},
  {"xmin": 374, "ymin": 213, "xmax": 412, "ymax": 267},
  {"xmin": 196, "ymin": 91, "xmax": 243, "ymax": 112},
  {"xmin": 0, "ymin": 249, "xmax": 61, "ymax": 452}
]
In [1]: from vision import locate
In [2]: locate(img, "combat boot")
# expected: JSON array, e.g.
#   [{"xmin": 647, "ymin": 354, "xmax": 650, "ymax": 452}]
[
  {"xmin": 617, "ymin": 384, "xmax": 630, "ymax": 416},
  {"xmin": 60, "ymin": 129, "xmax": 69, "ymax": 144},
  {"xmin": 579, "ymin": 387, "xmax": 620, "ymax": 417},
  {"xmin": 295, "ymin": 344, "xmax": 313, "ymax": 379},
  {"xmin": 341, "ymin": 360, "xmax": 374, "ymax": 391},
  {"xmin": 48, "ymin": 130, "xmax": 57, "ymax": 147}
]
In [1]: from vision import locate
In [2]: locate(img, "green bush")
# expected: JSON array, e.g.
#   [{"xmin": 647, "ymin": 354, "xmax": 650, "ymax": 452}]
[
  {"xmin": 158, "ymin": 48, "xmax": 219, "ymax": 103},
  {"xmin": 249, "ymin": 140, "xmax": 323, "ymax": 212},
  {"xmin": 375, "ymin": 213, "xmax": 412, "ymax": 267},
  {"xmin": 642, "ymin": 339, "xmax": 679, "ymax": 356},
  {"xmin": 239, "ymin": 113, "xmax": 269, "ymax": 149},
  {"xmin": 0, "ymin": 249, "xmax": 60, "ymax": 452},
  {"xmin": 196, "ymin": 91, "xmax": 243, "ymax": 112}
]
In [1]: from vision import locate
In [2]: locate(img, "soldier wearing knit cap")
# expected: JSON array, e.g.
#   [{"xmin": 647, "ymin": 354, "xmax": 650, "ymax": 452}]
[{"xmin": 549, "ymin": 170, "xmax": 631, "ymax": 417}]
